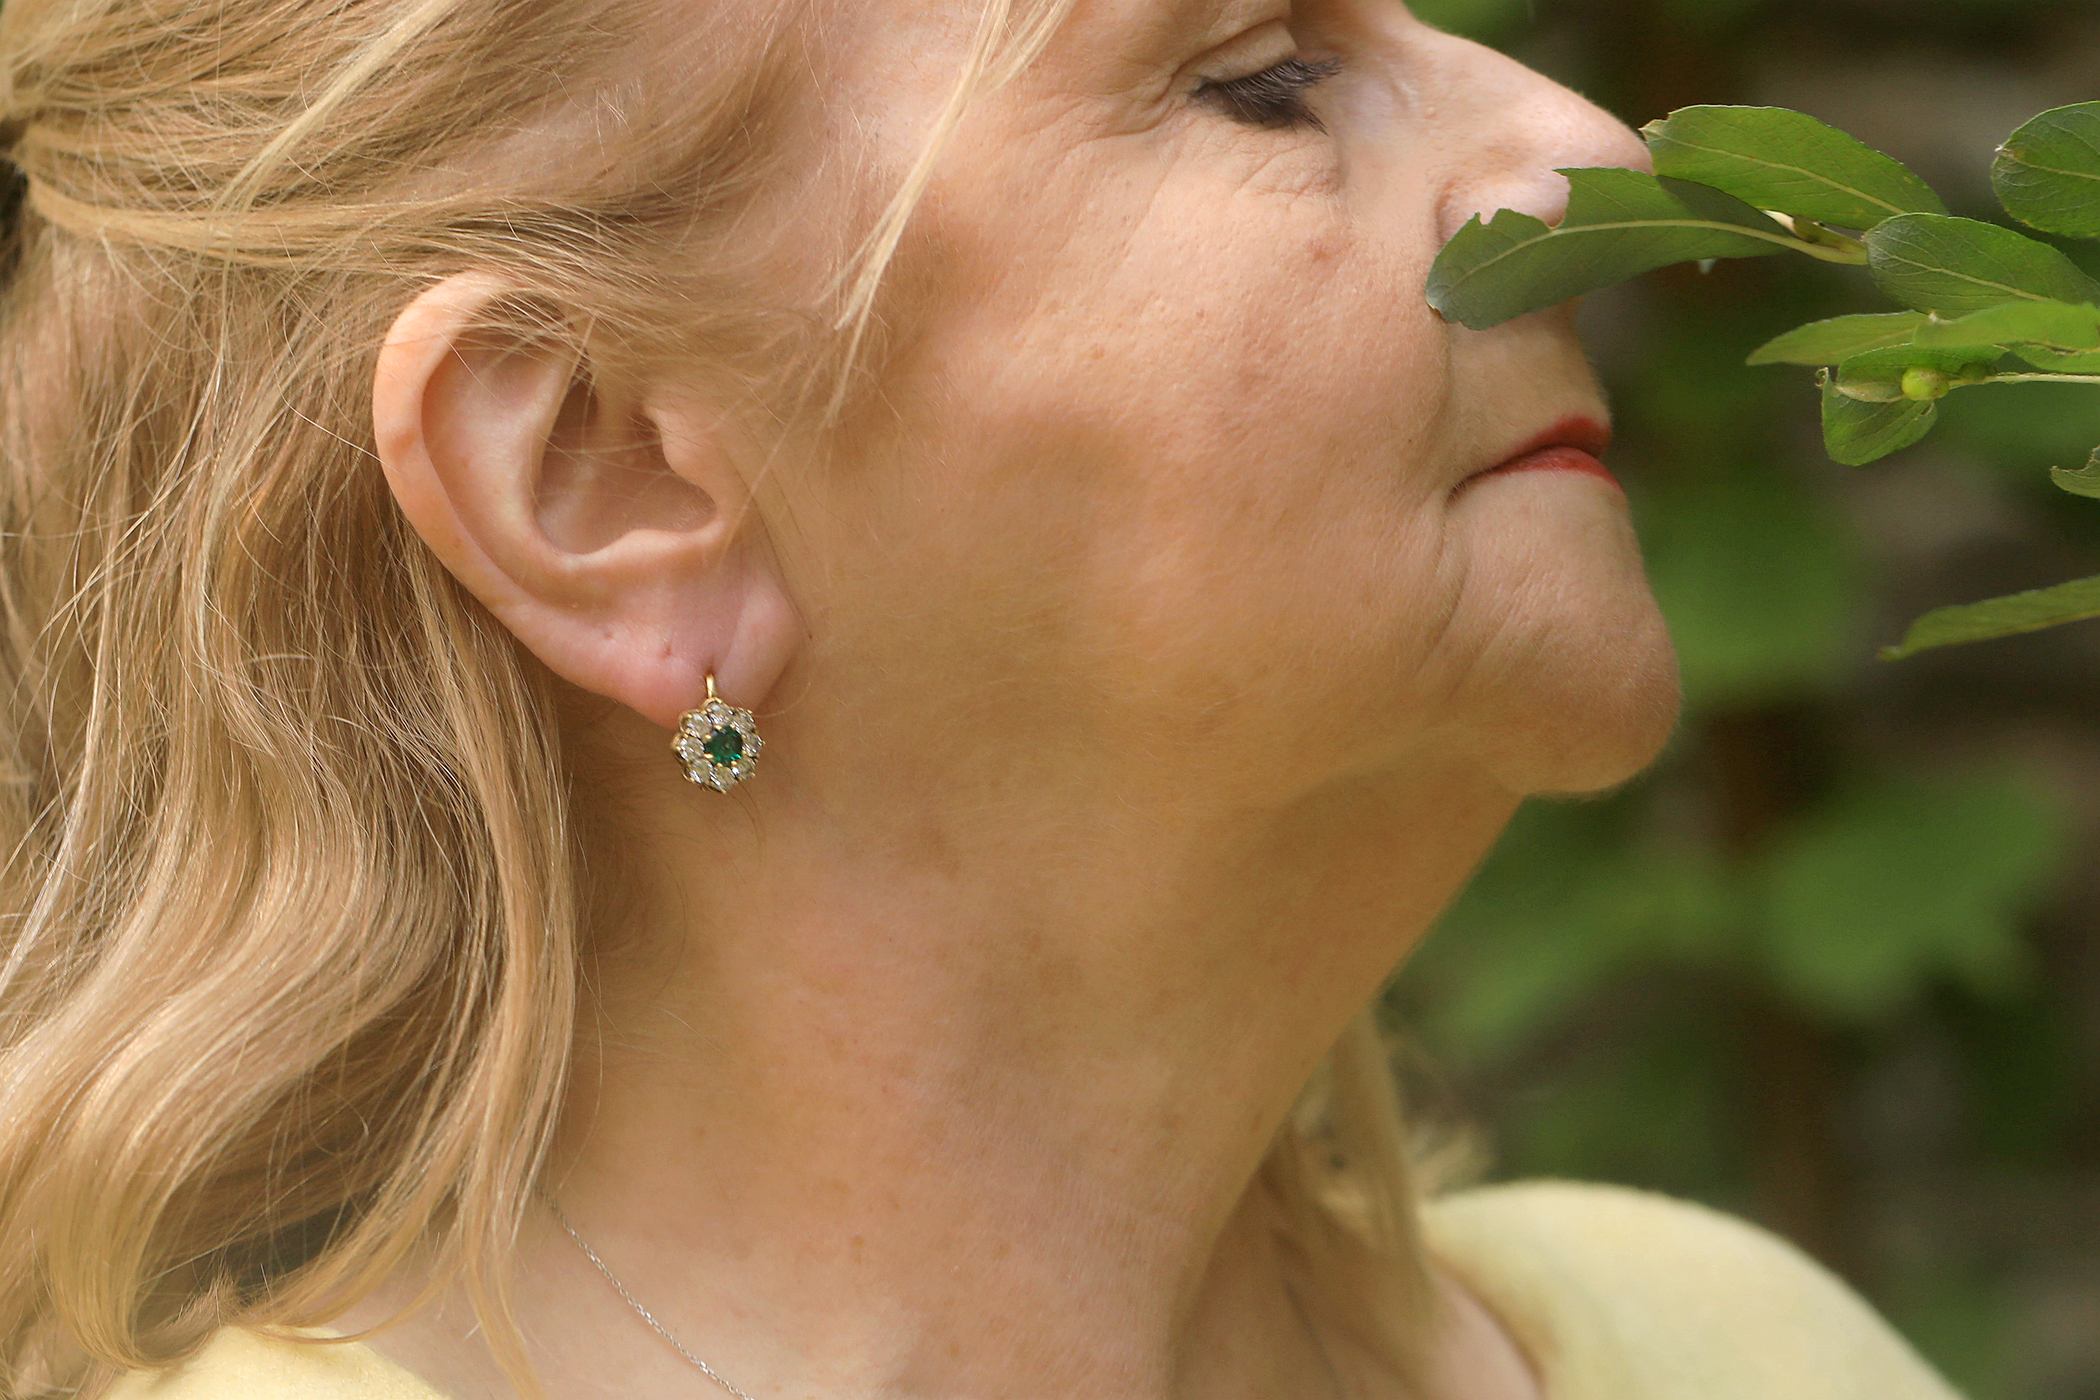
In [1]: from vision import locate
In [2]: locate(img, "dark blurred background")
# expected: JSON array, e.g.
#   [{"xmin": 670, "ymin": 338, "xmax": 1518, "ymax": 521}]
[{"xmin": 1383, "ymin": 1, "xmax": 2100, "ymax": 1394}]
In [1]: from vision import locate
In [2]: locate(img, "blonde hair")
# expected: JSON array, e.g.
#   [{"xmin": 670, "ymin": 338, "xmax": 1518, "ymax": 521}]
[{"xmin": 0, "ymin": 0, "xmax": 1431, "ymax": 1394}]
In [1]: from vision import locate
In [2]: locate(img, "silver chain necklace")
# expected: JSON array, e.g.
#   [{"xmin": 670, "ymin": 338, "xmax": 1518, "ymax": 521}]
[
  {"xmin": 544, "ymin": 1191, "xmax": 1351, "ymax": 1400},
  {"xmin": 541, "ymin": 1192, "xmax": 761, "ymax": 1400}
]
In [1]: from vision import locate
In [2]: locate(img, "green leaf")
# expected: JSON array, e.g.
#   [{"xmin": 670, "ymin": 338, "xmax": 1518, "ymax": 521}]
[
  {"xmin": 2013, "ymin": 346, "xmax": 2100, "ymax": 374},
  {"xmin": 2049, "ymin": 447, "xmax": 2100, "ymax": 498},
  {"xmin": 1758, "ymin": 769, "xmax": 2064, "ymax": 1021},
  {"xmin": 1427, "ymin": 168, "xmax": 1797, "ymax": 329},
  {"xmin": 1821, "ymin": 372, "xmax": 1936, "ymax": 464},
  {"xmin": 1748, "ymin": 312, "xmax": 1926, "ymax": 366},
  {"xmin": 1867, "ymin": 214, "xmax": 2100, "ymax": 316},
  {"xmin": 1833, "ymin": 346, "xmax": 1997, "ymax": 402},
  {"xmin": 1993, "ymin": 102, "xmax": 2100, "ymax": 238},
  {"xmin": 1883, "ymin": 574, "xmax": 2100, "ymax": 658},
  {"xmin": 1912, "ymin": 299, "xmax": 2100, "ymax": 352},
  {"xmin": 1643, "ymin": 105, "xmax": 1947, "ymax": 229}
]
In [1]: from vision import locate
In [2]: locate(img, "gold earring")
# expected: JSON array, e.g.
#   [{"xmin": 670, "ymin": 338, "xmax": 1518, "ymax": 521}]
[{"xmin": 671, "ymin": 674, "xmax": 763, "ymax": 791}]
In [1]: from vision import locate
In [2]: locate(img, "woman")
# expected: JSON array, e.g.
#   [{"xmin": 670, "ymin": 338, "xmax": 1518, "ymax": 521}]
[{"xmin": 0, "ymin": 0, "xmax": 1964, "ymax": 1395}]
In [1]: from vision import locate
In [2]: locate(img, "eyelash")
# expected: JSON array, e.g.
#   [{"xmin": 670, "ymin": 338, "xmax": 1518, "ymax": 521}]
[{"xmin": 1194, "ymin": 56, "xmax": 1341, "ymax": 132}]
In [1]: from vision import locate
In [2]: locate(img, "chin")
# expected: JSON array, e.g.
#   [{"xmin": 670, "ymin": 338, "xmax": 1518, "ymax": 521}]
[
  {"xmin": 1495, "ymin": 619, "xmax": 1681, "ymax": 797},
  {"xmin": 1436, "ymin": 483, "xmax": 1684, "ymax": 797}
]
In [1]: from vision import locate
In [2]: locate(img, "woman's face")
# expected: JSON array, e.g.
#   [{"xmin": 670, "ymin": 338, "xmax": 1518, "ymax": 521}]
[{"xmin": 773, "ymin": 0, "xmax": 1678, "ymax": 810}]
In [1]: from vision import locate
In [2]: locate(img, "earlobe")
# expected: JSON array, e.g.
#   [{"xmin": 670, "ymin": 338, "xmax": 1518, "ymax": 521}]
[{"xmin": 371, "ymin": 273, "xmax": 801, "ymax": 730}]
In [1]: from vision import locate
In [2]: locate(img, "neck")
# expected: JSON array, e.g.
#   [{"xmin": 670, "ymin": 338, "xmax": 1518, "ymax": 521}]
[{"xmin": 356, "ymin": 710, "xmax": 1518, "ymax": 1400}]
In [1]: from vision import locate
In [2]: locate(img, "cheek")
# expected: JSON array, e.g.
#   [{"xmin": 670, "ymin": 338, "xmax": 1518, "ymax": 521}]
[
  {"xmin": 965, "ymin": 202, "xmax": 1468, "ymax": 736},
  {"xmin": 873, "ymin": 119, "xmax": 1669, "ymax": 795}
]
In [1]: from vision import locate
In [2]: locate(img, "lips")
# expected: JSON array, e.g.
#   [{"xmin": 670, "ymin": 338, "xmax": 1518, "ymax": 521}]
[{"xmin": 1464, "ymin": 414, "xmax": 1619, "ymax": 491}]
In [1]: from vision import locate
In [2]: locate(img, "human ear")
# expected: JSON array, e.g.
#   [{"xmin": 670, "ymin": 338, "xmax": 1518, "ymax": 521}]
[{"xmin": 371, "ymin": 272, "xmax": 801, "ymax": 730}]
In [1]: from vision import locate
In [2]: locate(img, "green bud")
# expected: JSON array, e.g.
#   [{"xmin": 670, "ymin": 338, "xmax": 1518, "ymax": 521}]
[{"xmin": 1901, "ymin": 366, "xmax": 1951, "ymax": 401}]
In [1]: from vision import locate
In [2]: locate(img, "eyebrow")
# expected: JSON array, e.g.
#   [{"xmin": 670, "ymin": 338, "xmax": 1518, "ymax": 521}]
[
  {"xmin": 1148, "ymin": 0, "xmax": 1282, "ymax": 25},
  {"xmin": 1113, "ymin": 0, "xmax": 1287, "ymax": 57}
]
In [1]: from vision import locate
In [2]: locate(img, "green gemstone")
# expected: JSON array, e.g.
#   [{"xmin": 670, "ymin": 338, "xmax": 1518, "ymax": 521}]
[{"xmin": 701, "ymin": 726, "xmax": 745, "ymax": 767}]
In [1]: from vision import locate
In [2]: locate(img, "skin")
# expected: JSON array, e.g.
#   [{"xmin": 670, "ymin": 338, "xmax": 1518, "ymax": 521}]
[{"xmin": 349, "ymin": 0, "xmax": 1678, "ymax": 1396}]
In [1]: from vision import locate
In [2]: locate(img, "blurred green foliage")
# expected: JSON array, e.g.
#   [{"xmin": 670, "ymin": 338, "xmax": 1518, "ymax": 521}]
[
  {"xmin": 1387, "ymin": 1, "xmax": 2100, "ymax": 1395},
  {"xmin": 1414, "ymin": 763, "xmax": 2065, "ymax": 1049}
]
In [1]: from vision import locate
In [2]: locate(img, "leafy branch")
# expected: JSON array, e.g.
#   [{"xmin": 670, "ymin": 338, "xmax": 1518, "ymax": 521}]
[{"xmin": 1426, "ymin": 101, "xmax": 2100, "ymax": 659}]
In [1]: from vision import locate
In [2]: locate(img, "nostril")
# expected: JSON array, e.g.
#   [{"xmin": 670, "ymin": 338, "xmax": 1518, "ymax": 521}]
[
  {"xmin": 1436, "ymin": 119, "xmax": 1652, "ymax": 245},
  {"xmin": 1510, "ymin": 167, "xmax": 1579, "ymax": 228},
  {"xmin": 1438, "ymin": 167, "xmax": 1576, "ymax": 244}
]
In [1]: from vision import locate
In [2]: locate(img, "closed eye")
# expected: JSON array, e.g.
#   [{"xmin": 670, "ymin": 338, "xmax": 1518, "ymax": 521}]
[{"xmin": 1194, "ymin": 56, "xmax": 1341, "ymax": 132}]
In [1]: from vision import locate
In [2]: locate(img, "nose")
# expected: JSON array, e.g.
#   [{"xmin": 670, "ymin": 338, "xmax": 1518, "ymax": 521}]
[{"xmin": 1422, "ymin": 35, "xmax": 1651, "ymax": 244}]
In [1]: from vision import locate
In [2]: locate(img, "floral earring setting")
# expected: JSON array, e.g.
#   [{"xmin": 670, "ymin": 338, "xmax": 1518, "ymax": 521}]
[{"xmin": 672, "ymin": 674, "xmax": 763, "ymax": 791}]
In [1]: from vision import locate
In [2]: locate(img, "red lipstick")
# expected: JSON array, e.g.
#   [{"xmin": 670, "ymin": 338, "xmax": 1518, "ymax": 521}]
[{"xmin": 1475, "ymin": 415, "xmax": 1618, "ymax": 488}]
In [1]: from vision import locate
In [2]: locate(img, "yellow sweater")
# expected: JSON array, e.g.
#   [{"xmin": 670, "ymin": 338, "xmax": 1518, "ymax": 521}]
[{"xmin": 111, "ymin": 1181, "xmax": 1963, "ymax": 1399}]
